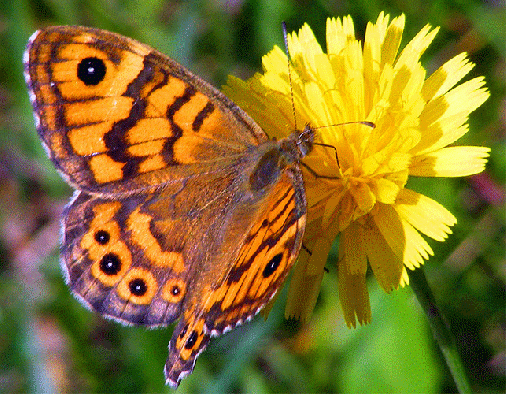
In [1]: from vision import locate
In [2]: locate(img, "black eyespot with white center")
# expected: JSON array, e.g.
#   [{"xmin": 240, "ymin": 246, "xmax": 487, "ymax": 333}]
[
  {"xmin": 95, "ymin": 230, "xmax": 110, "ymax": 245},
  {"xmin": 185, "ymin": 330, "xmax": 198, "ymax": 349},
  {"xmin": 263, "ymin": 253, "xmax": 283, "ymax": 278},
  {"xmin": 77, "ymin": 57, "xmax": 106, "ymax": 86},
  {"xmin": 171, "ymin": 285, "xmax": 180, "ymax": 296},
  {"xmin": 129, "ymin": 278, "xmax": 147, "ymax": 296},
  {"xmin": 100, "ymin": 253, "xmax": 121, "ymax": 275}
]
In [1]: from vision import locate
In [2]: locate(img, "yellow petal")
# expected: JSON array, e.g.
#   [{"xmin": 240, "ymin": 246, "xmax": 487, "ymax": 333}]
[
  {"xmin": 288, "ymin": 23, "xmax": 323, "ymax": 70},
  {"xmin": 305, "ymin": 81, "xmax": 331, "ymax": 124},
  {"xmin": 326, "ymin": 16, "xmax": 356, "ymax": 55},
  {"xmin": 396, "ymin": 189, "xmax": 456, "ymax": 241},
  {"xmin": 410, "ymin": 146, "xmax": 491, "ymax": 177},
  {"xmin": 396, "ymin": 24, "xmax": 439, "ymax": 69},
  {"xmin": 349, "ymin": 182, "xmax": 376, "ymax": 213},
  {"xmin": 322, "ymin": 190, "xmax": 343, "ymax": 229},
  {"xmin": 380, "ymin": 14, "xmax": 405, "ymax": 66},
  {"xmin": 341, "ymin": 222, "xmax": 368, "ymax": 275},
  {"xmin": 338, "ymin": 234, "xmax": 371, "ymax": 328},
  {"xmin": 399, "ymin": 267, "xmax": 410, "ymax": 286},
  {"xmin": 261, "ymin": 46, "xmax": 289, "ymax": 77},
  {"xmin": 305, "ymin": 236, "xmax": 333, "ymax": 276},
  {"xmin": 374, "ymin": 204, "xmax": 433, "ymax": 269},
  {"xmin": 422, "ymin": 52, "xmax": 474, "ymax": 101},
  {"xmin": 285, "ymin": 255, "xmax": 325, "ymax": 322},
  {"xmin": 363, "ymin": 217, "xmax": 404, "ymax": 292},
  {"xmin": 417, "ymin": 77, "xmax": 489, "ymax": 153},
  {"xmin": 399, "ymin": 217, "xmax": 434, "ymax": 269},
  {"xmin": 375, "ymin": 177, "xmax": 402, "ymax": 204}
]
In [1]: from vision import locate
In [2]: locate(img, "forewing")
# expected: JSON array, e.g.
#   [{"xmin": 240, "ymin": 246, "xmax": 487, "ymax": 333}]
[{"xmin": 24, "ymin": 26, "xmax": 268, "ymax": 195}]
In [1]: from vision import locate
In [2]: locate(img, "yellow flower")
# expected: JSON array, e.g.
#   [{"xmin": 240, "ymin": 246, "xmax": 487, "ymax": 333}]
[{"xmin": 223, "ymin": 13, "xmax": 490, "ymax": 327}]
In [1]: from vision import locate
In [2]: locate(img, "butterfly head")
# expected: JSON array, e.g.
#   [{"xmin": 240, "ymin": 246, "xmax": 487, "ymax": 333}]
[
  {"xmin": 280, "ymin": 123, "xmax": 315, "ymax": 163},
  {"xmin": 296, "ymin": 123, "xmax": 315, "ymax": 158}
]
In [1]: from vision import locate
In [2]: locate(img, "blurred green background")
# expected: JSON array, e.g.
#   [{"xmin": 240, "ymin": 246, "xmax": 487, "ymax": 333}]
[{"xmin": 1, "ymin": 0, "xmax": 504, "ymax": 392}]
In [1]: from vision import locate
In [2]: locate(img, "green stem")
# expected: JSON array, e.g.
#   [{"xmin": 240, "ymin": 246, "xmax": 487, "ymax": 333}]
[{"xmin": 408, "ymin": 268, "xmax": 472, "ymax": 394}]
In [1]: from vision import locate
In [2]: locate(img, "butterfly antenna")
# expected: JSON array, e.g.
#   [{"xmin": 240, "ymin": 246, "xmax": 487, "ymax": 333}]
[
  {"xmin": 282, "ymin": 21, "xmax": 298, "ymax": 131},
  {"xmin": 313, "ymin": 121, "xmax": 376, "ymax": 131}
]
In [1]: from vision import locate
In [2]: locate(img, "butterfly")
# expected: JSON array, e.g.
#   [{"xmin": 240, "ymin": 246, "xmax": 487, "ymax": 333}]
[{"xmin": 23, "ymin": 25, "xmax": 313, "ymax": 387}]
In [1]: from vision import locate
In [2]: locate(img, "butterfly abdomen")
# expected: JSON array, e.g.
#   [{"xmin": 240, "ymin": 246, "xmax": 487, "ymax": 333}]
[{"xmin": 249, "ymin": 148, "xmax": 282, "ymax": 191}]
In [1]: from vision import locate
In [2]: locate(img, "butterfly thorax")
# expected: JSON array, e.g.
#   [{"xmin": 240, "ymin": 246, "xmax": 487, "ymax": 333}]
[{"xmin": 249, "ymin": 124, "xmax": 314, "ymax": 192}]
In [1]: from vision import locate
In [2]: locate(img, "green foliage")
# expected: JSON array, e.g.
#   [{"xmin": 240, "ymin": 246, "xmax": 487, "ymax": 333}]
[{"xmin": 1, "ymin": 0, "xmax": 504, "ymax": 392}]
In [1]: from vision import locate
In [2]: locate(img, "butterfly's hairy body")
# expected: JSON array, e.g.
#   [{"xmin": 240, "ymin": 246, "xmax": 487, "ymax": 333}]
[{"xmin": 25, "ymin": 25, "xmax": 312, "ymax": 388}]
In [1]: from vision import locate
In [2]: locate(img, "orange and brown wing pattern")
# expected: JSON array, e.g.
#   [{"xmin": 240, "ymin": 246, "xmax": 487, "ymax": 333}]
[
  {"xmin": 206, "ymin": 169, "xmax": 306, "ymax": 332},
  {"xmin": 24, "ymin": 25, "xmax": 312, "ymax": 388},
  {"xmin": 62, "ymin": 191, "xmax": 191, "ymax": 327},
  {"xmin": 24, "ymin": 26, "xmax": 267, "ymax": 194},
  {"xmin": 164, "ymin": 168, "xmax": 306, "ymax": 387},
  {"xmin": 61, "ymin": 161, "xmax": 246, "ymax": 327}
]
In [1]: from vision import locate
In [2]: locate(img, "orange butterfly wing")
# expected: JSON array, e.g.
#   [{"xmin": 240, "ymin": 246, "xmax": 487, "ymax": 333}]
[
  {"xmin": 24, "ymin": 26, "xmax": 267, "ymax": 194},
  {"xmin": 24, "ymin": 26, "xmax": 310, "ymax": 388}
]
